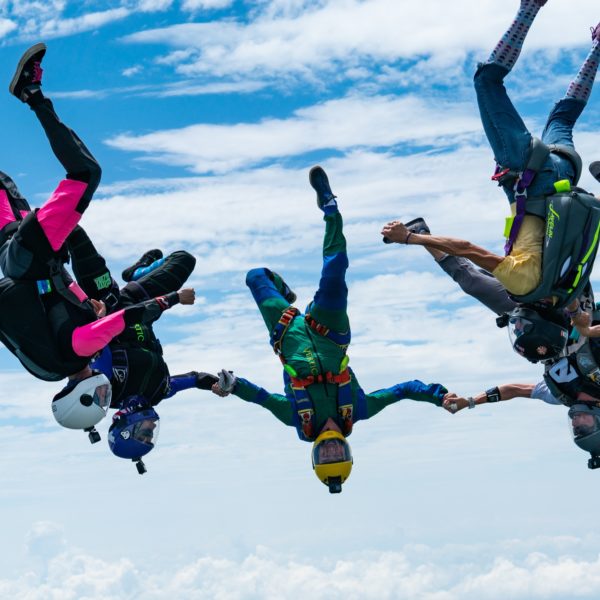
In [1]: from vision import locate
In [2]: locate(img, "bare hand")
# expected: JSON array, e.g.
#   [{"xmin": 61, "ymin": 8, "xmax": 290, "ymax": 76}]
[
  {"xmin": 178, "ymin": 288, "xmax": 196, "ymax": 305},
  {"xmin": 442, "ymin": 392, "xmax": 469, "ymax": 414},
  {"xmin": 572, "ymin": 311, "xmax": 591, "ymax": 328},
  {"xmin": 211, "ymin": 382, "xmax": 230, "ymax": 397},
  {"xmin": 381, "ymin": 220, "xmax": 410, "ymax": 244},
  {"xmin": 90, "ymin": 299, "xmax": 107, "ymax": 318}
]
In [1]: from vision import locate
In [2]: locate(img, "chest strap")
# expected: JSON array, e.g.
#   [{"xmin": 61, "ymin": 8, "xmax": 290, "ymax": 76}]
[{"xmin": 287, "ymin": 367, "xmax": 354, "ymax": 440}]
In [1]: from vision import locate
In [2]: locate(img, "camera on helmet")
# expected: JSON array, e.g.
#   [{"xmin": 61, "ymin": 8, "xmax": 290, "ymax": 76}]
[{"xmin": 84, "ymin": 426, "xmax": 101, "ymax": 444}]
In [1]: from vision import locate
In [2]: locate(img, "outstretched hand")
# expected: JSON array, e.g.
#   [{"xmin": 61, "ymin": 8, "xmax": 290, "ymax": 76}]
[
  {"xmin": 442, "ymin": 392, "xmax": 469, "ymax": 414},
  {"xmin": 381, "ymin": 221, "xmax": 410, "ymax": 244},
  {"xmin": 211, "ymin": 369, "xmax": 237, "ymax": 397},
  {"xmin": 178, "ymin": 288, "xmax": 196, "ymax": 305}
]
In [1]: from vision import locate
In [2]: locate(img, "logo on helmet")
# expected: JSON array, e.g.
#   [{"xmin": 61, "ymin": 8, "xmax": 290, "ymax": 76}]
[{"xmin": 120, "ymin": 430, "xmax": 131, "ymax": 440}]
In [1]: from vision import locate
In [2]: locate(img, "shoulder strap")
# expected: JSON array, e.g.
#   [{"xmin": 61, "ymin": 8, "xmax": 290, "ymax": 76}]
[
  {"xmin": 504, "ymin": 138, "xmax": 551, "ymax": 255},
  {"xmin": 270, "ymin": 307, "xmax": 300, "ymax": 355}
]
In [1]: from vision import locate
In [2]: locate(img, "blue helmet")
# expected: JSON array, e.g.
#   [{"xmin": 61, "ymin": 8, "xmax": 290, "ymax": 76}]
[{"xmin": 108, "ymin": 396, "xmax": 160, "ymax": 474}]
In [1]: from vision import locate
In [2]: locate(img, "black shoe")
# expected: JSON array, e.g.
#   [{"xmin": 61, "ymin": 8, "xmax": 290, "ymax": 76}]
[
  {"xmin": 122, "ymin": 249, "xmax": 163, "ymax": 282},
  {"xmin": 9, "ymin": 43, "xmax": 46, "ymax": 103},
  {"xmin": 268, "ymin": 270, "xmax": 297, "ymax": 304},
  {"xmin": 309, "ymin": 166, "xmax": 337, "ymax": 212},
  {"xmin": 590, "ymin": 161, "xmax": 600, "ymax": 183},
  {"xmin": 405, "ymin": 217, "xmax": 430, "ymax": 235}
]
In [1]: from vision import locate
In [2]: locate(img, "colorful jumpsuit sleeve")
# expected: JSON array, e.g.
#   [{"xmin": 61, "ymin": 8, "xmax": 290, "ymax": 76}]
[
  {"xmin": 232, "ymin": 377, "xmax": 295, "ymax": 427},
  {"xmin": 363, "ymin": 380, "xmax": 448, "ymax": 418}
]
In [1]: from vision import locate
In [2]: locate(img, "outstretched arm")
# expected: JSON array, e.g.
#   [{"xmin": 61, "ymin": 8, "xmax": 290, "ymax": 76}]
[
  {"xmin": 362, "ymin": 380, "xmax": 453, "ymax": 419},
  {"xmin": 71, "ymin": 290, "xmax": 190, "ymax": 357},
  {"xmin": 212, "ymin": 371, "xmax": 294, "ymax": 427},
  {"xmin": 443, "ymin": 383, "xmax": 544, "ymax": 413},
  {"xmin": 381, "ymin": 221, "xmax": 504, "ymax": 273}
]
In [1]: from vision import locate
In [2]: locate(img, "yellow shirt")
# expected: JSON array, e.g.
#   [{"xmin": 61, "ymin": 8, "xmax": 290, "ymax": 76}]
[{"xmin": 492, "ymin": 207, "xmax": 544, "ymax": 296}]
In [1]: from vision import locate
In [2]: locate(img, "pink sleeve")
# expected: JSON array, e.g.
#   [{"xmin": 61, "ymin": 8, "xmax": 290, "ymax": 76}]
[{"xmin": 71, "ymin": 309, "xmax": 126, "ymax": 357}]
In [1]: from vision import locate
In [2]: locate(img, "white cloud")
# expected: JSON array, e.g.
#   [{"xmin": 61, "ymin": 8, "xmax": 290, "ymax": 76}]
[
  {"xmin": 4, "ymin": 530, "xmax": 600, "ymax": 599},
  {"xmin": 137, "ymin": 0, "xmax": 174, "ymax": 11},
  {"xmin": 105, "ymin": 93, "xmax": 481, "ymax": 173},
  {"xmin": 181, "ymin": 0, "xmax": 234, "ymax": 10},
  {"xmin": 38, "ymin": 7, "xmax": 131, "ymax": 38},
  {"xmin": 0, "ymin": 17, "xmax": 16, "ymax": 37},
  {"xmin": 122, "ymin": 0, "xmax": 600, "ymax": 84}
]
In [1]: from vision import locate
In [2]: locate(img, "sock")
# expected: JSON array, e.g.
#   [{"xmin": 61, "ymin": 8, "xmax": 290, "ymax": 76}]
[
  {"xmin": 487, "ymin": 0, "xmax": 545, "ymax": 71},
  {"xmin": 566, "ymin": 40, "xmax": 600, "ymax": 102}
]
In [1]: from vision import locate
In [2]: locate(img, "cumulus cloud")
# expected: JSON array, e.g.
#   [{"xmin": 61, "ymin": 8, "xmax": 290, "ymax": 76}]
[
  {"xmin": 105, "ymin": 93, "xmax": 481, "ymax": 173},
  {"xmin": 4, "ymin": 534, "xmax": 600, "ymax": 600},
  {"xmin": 181, "ymin": 0, "xmax": 234, "ymax": 10},
  {"xmin": 122, "ymin": 0, "xmax": 600, "ymax": 85}
]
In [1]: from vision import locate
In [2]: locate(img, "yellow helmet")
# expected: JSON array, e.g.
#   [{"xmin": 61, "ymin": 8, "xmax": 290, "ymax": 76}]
[{"xmin": 312, "ymin": 430, "xmax": 353, "ymax": 493}]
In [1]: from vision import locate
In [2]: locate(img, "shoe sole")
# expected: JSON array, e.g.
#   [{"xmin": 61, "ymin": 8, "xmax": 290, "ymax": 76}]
[
  {"xmin": 405, "ymin": 217, "xmax": 430, "ymax": 234},
  {"xmin": 9, "ymin": 42, "xmax": 47, "ymax": 95},
  {"xmin": 382, "ymin": 217, "xmax": 429, "ymax": 244}
]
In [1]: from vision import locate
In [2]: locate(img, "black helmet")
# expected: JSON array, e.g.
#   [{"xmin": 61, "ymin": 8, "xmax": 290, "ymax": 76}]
[{"xmin": 507, "ymin": 307, "xmax": 568, "ymax": 363}]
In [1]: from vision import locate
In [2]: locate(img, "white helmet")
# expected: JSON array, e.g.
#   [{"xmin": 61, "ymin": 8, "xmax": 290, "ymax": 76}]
[{"xmin": 52, "ymin": 372, "xmax": 112, "ymax": 443}]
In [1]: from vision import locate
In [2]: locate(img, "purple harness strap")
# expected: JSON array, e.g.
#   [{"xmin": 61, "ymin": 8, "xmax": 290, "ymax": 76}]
[{"xmin": 504, "ymin": 168, "xmax": 537, "ymax": 255}]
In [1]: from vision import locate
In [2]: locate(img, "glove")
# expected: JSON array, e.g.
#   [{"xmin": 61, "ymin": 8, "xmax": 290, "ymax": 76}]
[
  {"xmin": 217, "ymin": 369, "xmax": 237, "ymax": 393},
  {"xmin": 195, "ymin": 372, "xmax": 219, "ymax": 390}
]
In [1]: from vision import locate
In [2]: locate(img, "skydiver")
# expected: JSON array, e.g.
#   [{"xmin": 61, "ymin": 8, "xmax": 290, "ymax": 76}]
[
  {"xmin": 388, "ymin": 218, "xmax": 594, "ymax": 364},
  {"xmin": 64, "ymin": 226, "xmax": 217, "ymax": 472},
  {"xmin": 0, "ymin": 44, "xmax": 188, "ymax": 441},
  {"xmin": 211, "ymin": 167, "xmax": 465, "ymax": 494},
  {"xmin": 383, "ymin": 1, "xmax": 600, "ymax": 328}
]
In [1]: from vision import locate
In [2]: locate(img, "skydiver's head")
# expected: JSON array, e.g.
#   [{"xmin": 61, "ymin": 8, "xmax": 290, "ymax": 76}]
[
  {"xmin": 568, "ymin": 404, "xmax": 600, "ymax": 469},
  {"xmin": 506, "ymin": 306, "xmax": 569, "ymax": 363},
  {"xmin": 312, "ymin": 418, "xmax": 353, "ymax": 494},
  {"xmin": 52, "ymin": 369, "xmax": 112, "ymax": 443},
  {"xmin": 108, "ymin": 396, "xmax": 160, "ymax": 473}
]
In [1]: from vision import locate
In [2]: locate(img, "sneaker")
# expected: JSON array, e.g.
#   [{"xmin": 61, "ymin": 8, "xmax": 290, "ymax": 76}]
[
  {"xmin": 122, "ymin": 249, "xmax": 163, "ymax": 282},
  {"xmin": 9, "ymin": 43, "xmax": 46, "ymax": 102},
  {"xmin": 268, "ymin": 270, "xmax": 297, "ymax": 304},
  {"xmin": 593, "ymin": 22, "xmax": 600, "ymax": 43},
  {"xmin": 309, "ymin": 166, "xmax": 338, "ymax": 213},
  {"xmin": 405, "ymin": 217, "xmax": 430, "ymax": 235},
  {"xmin": 590, "ymin": 161, "xmax": 600, "ymax": 183}
]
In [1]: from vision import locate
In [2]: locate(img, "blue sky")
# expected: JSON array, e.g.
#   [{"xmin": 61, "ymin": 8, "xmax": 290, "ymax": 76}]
[{"xmin": 1, "ymin": 1, "xmax": 600, "ymax": 598}]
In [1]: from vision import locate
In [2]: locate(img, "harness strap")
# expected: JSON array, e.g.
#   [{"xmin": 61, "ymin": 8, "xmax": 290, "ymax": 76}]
[
  {"xmin": 270, "ymin": 306, "xmax": 354, "ymax": 439},
  {"xmin": 270, "ymin": 306, "xmax": 300, "ymax": 355},
  {"xmin": 503, "ymin": 138, "xmax": 551, "ymax": 255},
  {"xmin": 305, "ymin": 314, "xmax": 351, "ymax": 347},
  {"xmin": 290, "ymin": 368, "xmax": 351, "ymax": 388}
]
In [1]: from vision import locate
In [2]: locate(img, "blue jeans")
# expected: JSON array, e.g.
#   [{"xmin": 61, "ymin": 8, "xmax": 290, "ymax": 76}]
[{"xmin": 474, "ymin": 62, "xmax": 584, "ymax": 203}]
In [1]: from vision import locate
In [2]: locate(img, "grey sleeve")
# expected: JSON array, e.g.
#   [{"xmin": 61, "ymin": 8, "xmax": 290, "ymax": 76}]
[
  {"xmin": 531, "ymin": 380, "xmax": 562, "ymax": 405},
  {"xmin": 436, "ymin": 255, "xmax": 517, "ymax": 316}
]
